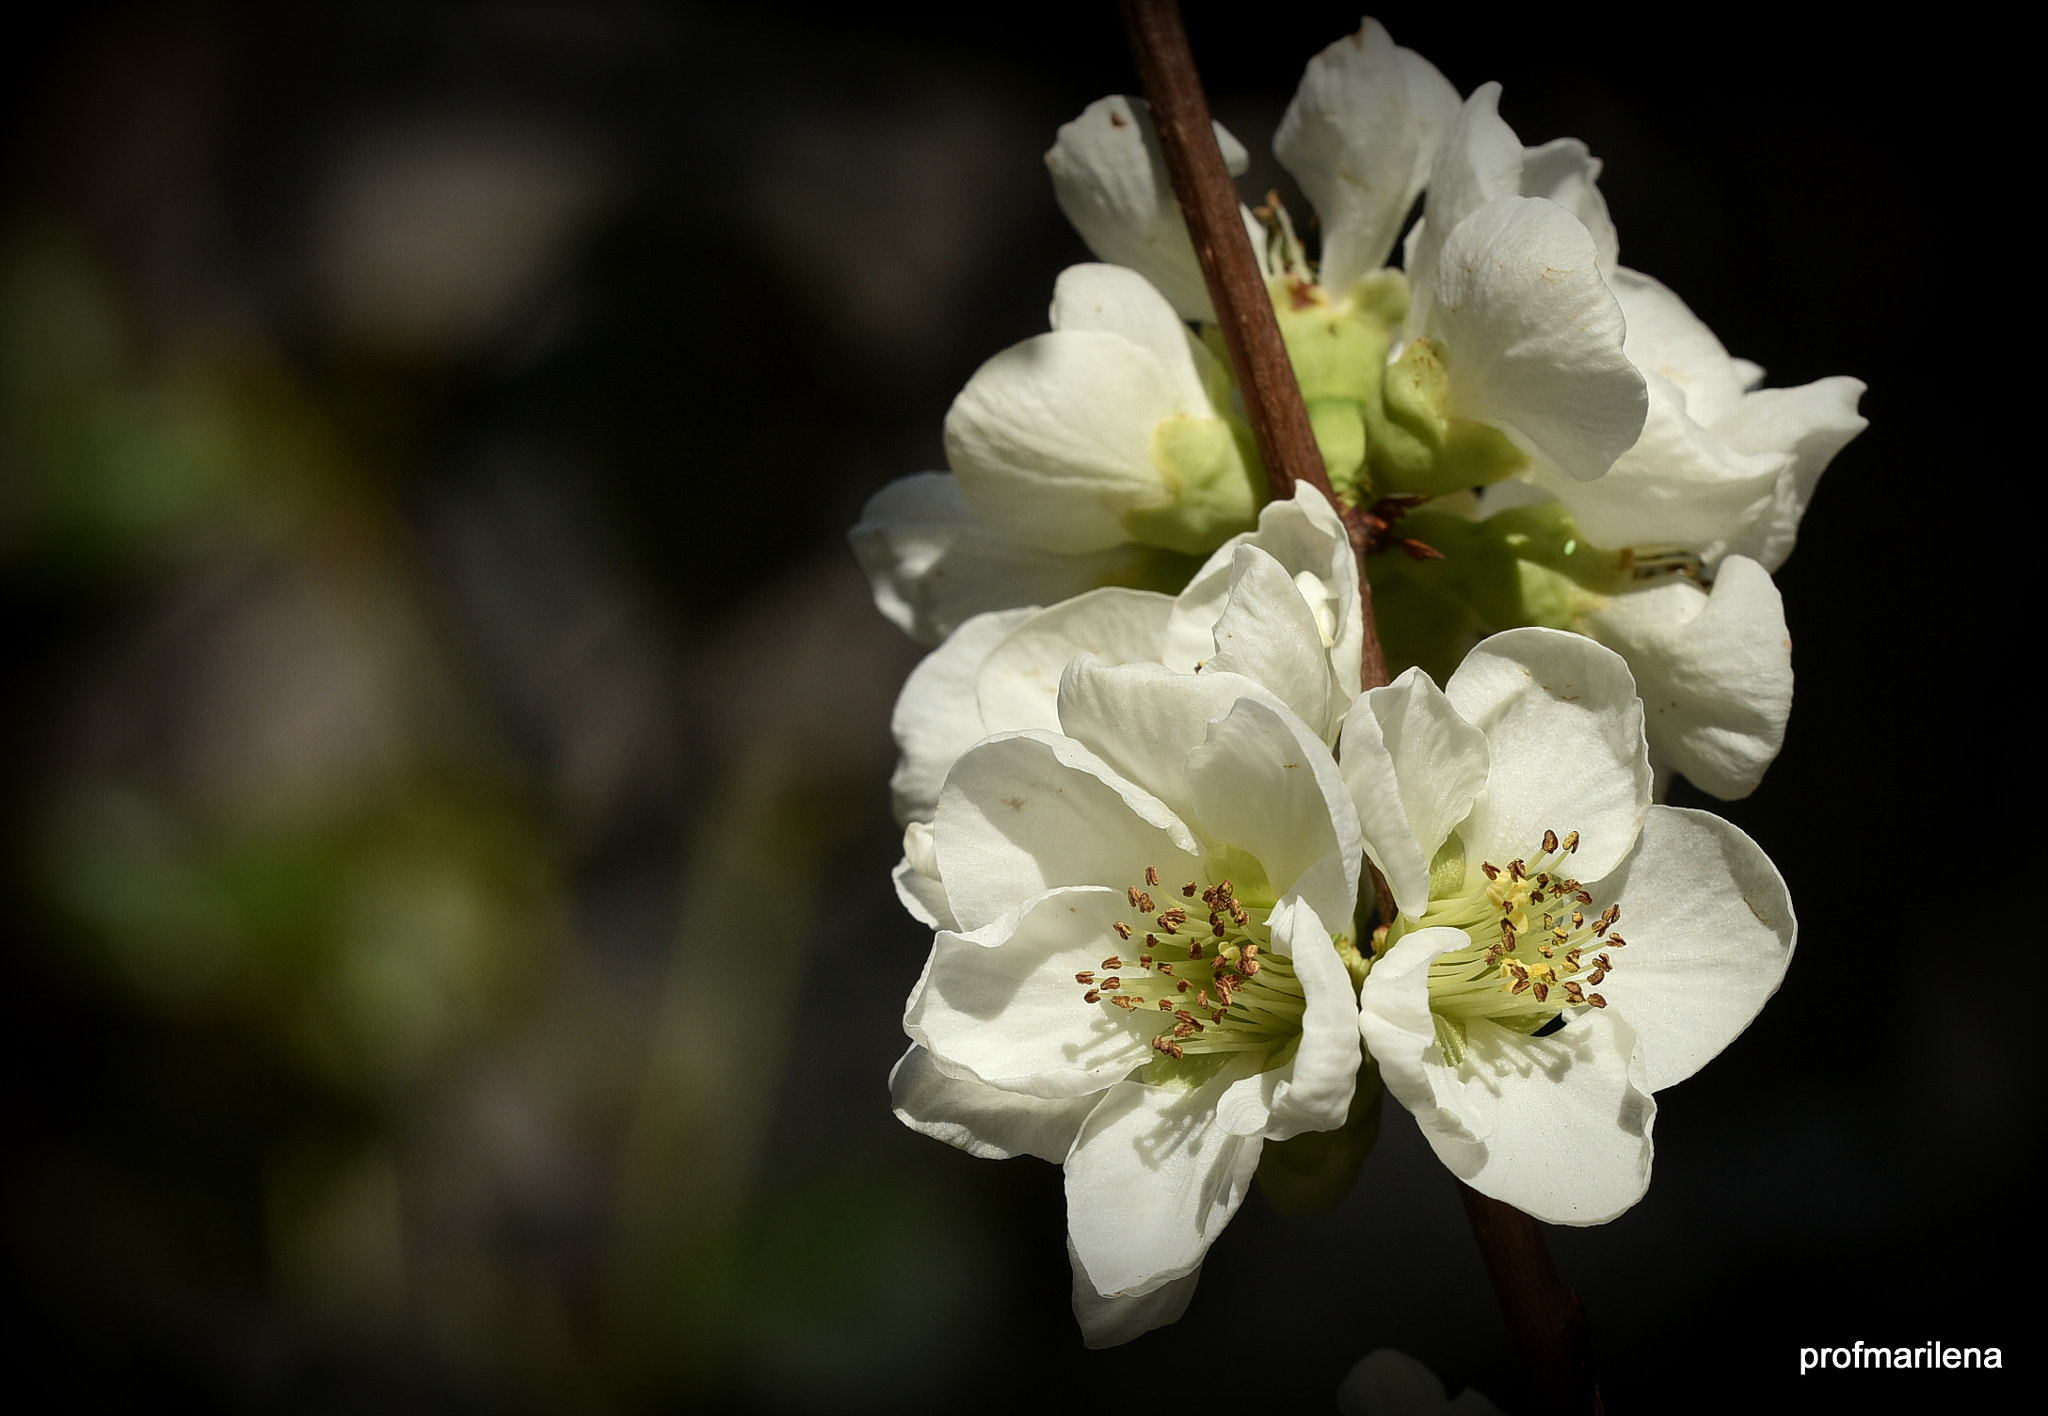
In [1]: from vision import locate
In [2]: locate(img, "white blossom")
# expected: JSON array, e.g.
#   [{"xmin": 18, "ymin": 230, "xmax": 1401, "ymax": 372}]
[
  {"xmin": 1342, "ymin": 628, "xmax": 1793, "ymax": 1222},
  {"xmin": 892, "ymin": 659, "xmax": 1363, "ymax": 1345}
]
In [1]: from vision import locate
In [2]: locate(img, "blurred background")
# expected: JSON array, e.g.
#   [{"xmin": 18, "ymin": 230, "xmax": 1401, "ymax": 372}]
[{"xmin": 0, "ymin": 2, "xmax": 2015, "ymax": 1410}]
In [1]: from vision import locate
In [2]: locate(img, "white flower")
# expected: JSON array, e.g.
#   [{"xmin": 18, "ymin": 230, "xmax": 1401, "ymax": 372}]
[
  {"xmin": 891, "ymin": 658, "xmax": 1363, "ymax": 1345},
  {"xmin": 1338, "ymin": 1349, "xmax": 1504, "ymax": 1416},
  {"xmin": 851, "ymin": 261, "xmax": 1258, "ymax": 645},
  {"xmin": 1341, "ymin": 628, "xmax": 1794, "ymax": 1223},
  {"xmin": 887, "ymin": 484, "xmax": 1361, "ymax": 824}
]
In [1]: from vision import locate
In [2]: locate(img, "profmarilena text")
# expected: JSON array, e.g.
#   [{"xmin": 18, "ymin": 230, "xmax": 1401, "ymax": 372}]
[{"xmin": 1800, "ymin": 1342, "xmax": 2002, "ymax": 1374}]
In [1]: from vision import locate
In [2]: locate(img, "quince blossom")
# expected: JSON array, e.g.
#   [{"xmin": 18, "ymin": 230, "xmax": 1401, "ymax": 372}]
[
  {"xmin": 1341, "ymin": 628, "xmax": 1793, "ymax": 1222},
  {"xmin": 891, "ymin": 658, "xmax": 1363, "ymax": 1345},
  {"xmin": 888, "ymin": 485, "xmax": 1361, "ymax": 825}
]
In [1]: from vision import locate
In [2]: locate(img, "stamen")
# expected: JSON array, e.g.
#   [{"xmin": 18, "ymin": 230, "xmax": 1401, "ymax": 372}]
[{"xmin": 1145, "ymin": 866, "xmax": 1160, "ymax": 887}]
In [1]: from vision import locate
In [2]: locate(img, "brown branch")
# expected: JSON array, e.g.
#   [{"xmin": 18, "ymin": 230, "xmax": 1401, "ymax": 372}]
[
  {"xmin": 1122, "ymin": 6, "xmax": 1600, "ymax": 1412},
  {"xmin": 1117, "ymin": 0, "xmax": 1389, "ymax": 690},
  {"xmin": 1459, "ymin": 1184, "xmax": 1607, "ymax": 1415}
]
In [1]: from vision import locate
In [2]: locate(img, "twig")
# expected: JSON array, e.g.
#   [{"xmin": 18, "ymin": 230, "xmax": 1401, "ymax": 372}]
[
  {"xmin": 1117, "ymin": 0, "xmax": 1388, "ymax": 690},
  {"xmin": 1120, "ymin": 5, "xmax": 1602, "ymax": 1412}
]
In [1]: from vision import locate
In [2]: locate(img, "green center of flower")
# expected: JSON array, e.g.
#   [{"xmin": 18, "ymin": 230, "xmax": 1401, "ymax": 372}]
[
  {"xmin": 1379, "ymin": 828, "xmax": 1625, "ymax": 1067},
  {"xmin": 1076, "ymin": 866, "xmax": 1305, "ymax": 1064}
]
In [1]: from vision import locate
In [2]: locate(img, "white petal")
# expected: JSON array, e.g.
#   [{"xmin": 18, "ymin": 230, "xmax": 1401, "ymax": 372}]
[
  {"xmin": 1520, "ymin": 138, "xmax": 1617, "ymax": 280},
  {"xmin": 889, "ymin": 1045, "xmax": 1095, "ymax": 1162},
  {"xmin": 1184, "ymin": 697, "xmax": 1361, "ymax": 931},
  {"xmin": 1406, "ymin": 83, "xmax": 1523, "ymax": 330},
  {"xmin": 1428, "ymin": 195, "xmax": 1646, "ymax": 483},
  {"xmin": 1444, "ymin": 628, "xmax": 1650, "ymax": 884},
  {"xmin": 850, "ymin": 472, "xmax": 1149, "ymax": 644},
  {"xmin": 1057, "ymin": 658, "xmax": 1284, "ymax": 827},
  {"xmin": 1165, "ymin": 484, "xmax": 1361, "ymax": 693},
  {"xmin": 945, "ymin": 329, "xmax": 1182, "ymax": 553},
  {"xmin": 1714, "ymin": 376, "xmax": 1868, "ymax": 571},
  {"xmin": 1358, "ymin": 925, "xmax": 1491, "ymax": 1144},
  {"xmin": 1339, "ymin": 667, "xmax": 1491, "ymax": 917},
  {"xmin": 1593, "ymin": 805, "xmax": 1794, "ymax": 1092},
  {"xmin": 1522, "ymin": 370, "xmax": 1781, "ymax": 554},
  {"xmin": 1610, "ymin": 267, "xmax": 1750, "ymax": 426},
  {"xmin": 1428, "ymin": 1009, "xmax": 1656, "ymax": 1226},
  {"xmin": 1260, "ymin": 896, "xmax": 1363, "ymax": 1138},
  {"xmin": 1046, "ymin": 95, "xmax": 1250, "ymax": 323},
  {"xmin": 934, "ymin": 729, "xmax": 1198, "ymax": 933},
  {"xmin": 893, "ymin": 851, "xmax": 956, "ymax": 932},
  {"xmin": 906, "ymin": 886, "xmax": 1156, "ymax": 1097},
  {"xmin": 1050, "ymin": 263, "xmax": 1211, "ymax": 413},
  {"xmin": 1581, "ymin": 557, "xmax": 1791, "ymax": 800},
  {"xmin": 1272, "ymin": 19, "xmax": 1461, "ymax": 291},
  {"xmin": 975, "ymin": 587, "xmax": 1175, "ymax": 742},
  {"xmin": 1064, "ymin": 1065, "xmax": 1264, "ymax": 1297},
  {"xmin": 1204, "ymin": 545, "xmax": 1346, "ymax": 738},
  {"xmin": 1069, "ymin": 1235, "xmax": 1199, "ymax": 1348},
  {"xmin": 891, "ymin": 607, "xmax": 1036, "ymax": 823}
]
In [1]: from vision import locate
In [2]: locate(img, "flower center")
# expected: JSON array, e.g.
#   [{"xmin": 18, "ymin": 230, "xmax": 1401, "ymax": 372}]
[
  {"xmin": 1074, "ymin": 866, "xmax": 1304, "ymax": 1064},
  {"xmin": 1379, "ymin": 829, "xmax": 1625, "ymax": 1067}
]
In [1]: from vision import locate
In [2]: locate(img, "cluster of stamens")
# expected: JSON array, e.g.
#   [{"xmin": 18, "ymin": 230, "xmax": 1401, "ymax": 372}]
[
  {"xmin": 1076, "ymin": 865, "xmax": 1302, "ymax": 1062},
  {"xmin": 1386, "ymin": 829, "xmax": 1627, "ymax": 1056}
]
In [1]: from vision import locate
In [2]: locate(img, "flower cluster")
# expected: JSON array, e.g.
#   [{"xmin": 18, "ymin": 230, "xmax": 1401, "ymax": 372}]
[{"xmin": 856, "ymin": 16, "xmax": 1835, "ymax": 1347}]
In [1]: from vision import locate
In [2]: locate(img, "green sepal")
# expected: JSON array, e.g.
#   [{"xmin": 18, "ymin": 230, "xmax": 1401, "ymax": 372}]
[
  {"xmin": 1123, "ymin": 413, "xmax": 1262, "ymax": 555},
  {"xmin": 1365, "ymin": 339, "xmax": 1529, "ymax": 497},
  {"xmin": 1254, "ymin": 1055, "xmax": 1384, "ymax": 1217}
]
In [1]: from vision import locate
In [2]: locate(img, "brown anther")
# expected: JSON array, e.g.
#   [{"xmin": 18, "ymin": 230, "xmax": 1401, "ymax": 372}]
[
  {"xmin": 1511, "ymin": 978, "xmax": 1531, "ymax": 994},
  {"xmin": 1213, "ymin": 921, "xmax": 1228, "ymax": 937},
  {"xmin": 1211, "ymin": 1008, "xmax": 1226, "ymax": 1023},
  {"xmin": 1158, "ymin": 998, "xmax": 1173, "ymax": 1011},
  {"xmin": 1572, "ymin": 911, "xmax": 1586, "ymax": 928},
  {"xmin": 1501, "ymin": 929, "xmax": 1518, "ymax": 952},
  {"xmin": 1564, "ymin": 831, "xmax": 1580, "ymax": 853},
  {"xmin": 1146, "ymin": 866, "xmax": 1160, "ymax": 887},
  {"xmin": 1575, "ymin": 890, "xmax": 1593, "ymax": 905},
  {"xmin": 1162, "ymin": 908, "xmax": 1188, "ymax": 926},
  {"xmin": 1128, "ymin": 887, "xmax": 1144, "ymax": 909},
  {"xmin": 1509, "ymin": 859, "xmax": 1526, "ymax": 880},
  {"xmin": 1196, "ymin": 989, "xmax": 1210, "ymax": 1009},
  {"xmin": 1588, "ymin": 968, "xmax": 1607, "ymax": 985},
  {"xmin": 1564, "ymin": 982, "xmax": 1585, "ymax": 1002},
  {"xmin": 1608, "ymin": 934, "xmax": 1628, "ymax": 949},
  {"xmin": 1182, "ymin": 882, "xmax": 1198, "ymax": 897},
  {"xmin": 1552, "ymin": 929, "xmax": 1569, "ymax": 944},
  {"xmin": 1232, "ymin": 904, "xmax": 1250, "ymax": 925},
  {"xmin": 1588, "ymin": 993, "xmax": 1608, "ymax": 1008},
  {"xmin": 1242, "ymin": 958, "xmax": 1261, "ymax": 975},
  {"xmin": 1173, "ymin": 1022, "xmax": 1197, "ymax": 1039},
  {"xmin": 1481, "ymin": 862, "xmax": 1501, "ymax": 880},
  {"xmin": 1218, "ymin": 880, "xmax": 1233, "ymax": 896},
  {"xmin": 1102, "ymin": 976, "xmax": 1121, "ymax": 989},
  {"xmin": 1102, "ymin": 956, "xmax": 1123, "ymax": 970},
  {"xmin": 1176, "ymin": 980, "xmax": 1189, "ymax": 993},
  {"xmin": 1543, "ymin": 830, "xmax": 1559, "ymax": 853},
  {"xmin": 1075, "ymin": 971, "xmax": 1096, "ymax": 984},
  {"xmin": 1158, "ymin": 962, "xmax": 1175, "ymax": 976},
  {"xmin": 1243, "ymin": 943, "xmax": 1259, "ymax": 961},
  {"xmin": 1139, "ymin": 954, "xmax": 1154, "ymax": 968},
  {"xmin": 1112, "ymin": 995, "xmax": 1140, "ymax": 1011},
  {"xmin": 1174, "ymin": 1008, "xmax": 1194, "ymax": 1023},
  {"xmin": 1165, "ymin": 1041, "xmax": 1185, "ymax": 1059},
  {"xmin": 1540, "ymin": 945, "xmax": 1555, "ymax": 959},
  {"xmin": 1085, "ymin": 989, "xmax": 1102, "ymax": 1003},
  {"xmin": 1187, "ymin": 941, "xmax": 1203, "ymax": 959},
  {"xmin": 1146, "ymin": 934, "xmax": 1159, "ymax": 948},
  {"xmin": 1595, "ymin": 953, "xmax": 1612, "ymax": 970},
  {"xmin": 1532, "ymin": 982, "xmax": 1550, "ymax": 1003},
  {"xmin": 1137, "ymin": 892, "xmax": 1156, "ymax": 914},
  {"xmin": 1114, "ymin": 922, "xmax": 1132, "ymax": 940}
]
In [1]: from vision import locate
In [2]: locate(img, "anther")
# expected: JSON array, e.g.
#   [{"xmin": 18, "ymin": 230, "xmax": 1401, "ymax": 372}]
[
  {"xmin": 1481, "ymin": 862, "xmax": 1500, "ymax": 880},
  {"xmin": 1114, "ymin": 922, "xmax": 1132, "ymax": 940},
  {"xmin": 1128, "ymin": 887, "xmax": 1143, "ymax": 909},
  {"xmin": 1075, "ymin": 971, "xmax": 1096, "ymax": 984},
  {"xmin": 1102, "ymin": 976, "xmax": 1121, "ymax": 989},
  {"xmin": 1510, "ymin": 859, "xmax": 1526, "ymax": 880},
  {"xmin": 1176, "ymin": 980, "xmax": 1189, "ymax": 993},
  {"xmin": 1187, "ymin": 941, "xmax": 1203, "ymax": 959},
  {"xmin": 1575, "ymin": 890, "xmax": 1593, "ymax": 905},
  {"xmin": 1084, "ymin": 989, "xmax": 1102, "ymax": 1003},
  {"xmin": 1112, "ymin": 995, "xmax": 1140, "ymax": 1011},
  {"xmin": 1136, "ymin": 892, "xmax": 1155, "ymax": 914},
  {"xmin": 1608, "ymin": 934, "xmax": 1628, "ymax": 949},
  {"xmin": 1102, "ymin": 956, "xmax": 1123, "ymax": 970},
  {"xmin": 1572, "ymin": 911, "xmax": 1585, "ymax": 928},
  {"xmin": 1211, "ymin": 1008, "xmax": 1226, "ymax": 1024},
  {"xmin": 1196, "ymin": 990, "xmax": 1210, "ymax": 1009},
  {"xmin": 1213, "ymin": 921, "xmax": 1227, "ymax": 937},
  {"xmin": 1146, "ymin": 866, "xmax": 1160, "ymax": 887},
  {"xmin": 1158, "ymin": 998, "xmax": 1173, "ymax": 1011},
  {"xmin": 1181, "ymin": 882, "xmax": 1197, "ymax": 897},
  {"xmin": 1588, "ymin": 993, "xmax": 1607, "ymax": 1008},
  {"xmin": 1564, "ymin": 831, "xmax": 1580, "ymax": 853},
  {"xmin": 1532, "ymin": 982, "xmax": 1550, "ymax": 1002},
  {"xmin": 1139, "ymin": 954, "xmax": 1153, "ymax": 968},
  {"xmin": 1543, "ymin": 830, "xmax": 1559, "ymax": 853}
]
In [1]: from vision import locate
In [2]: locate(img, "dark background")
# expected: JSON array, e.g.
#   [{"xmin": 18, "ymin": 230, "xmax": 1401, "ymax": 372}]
[{"xmin": 1, "ymin": 2, "xmax": 2019, "ymax": 1410}]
